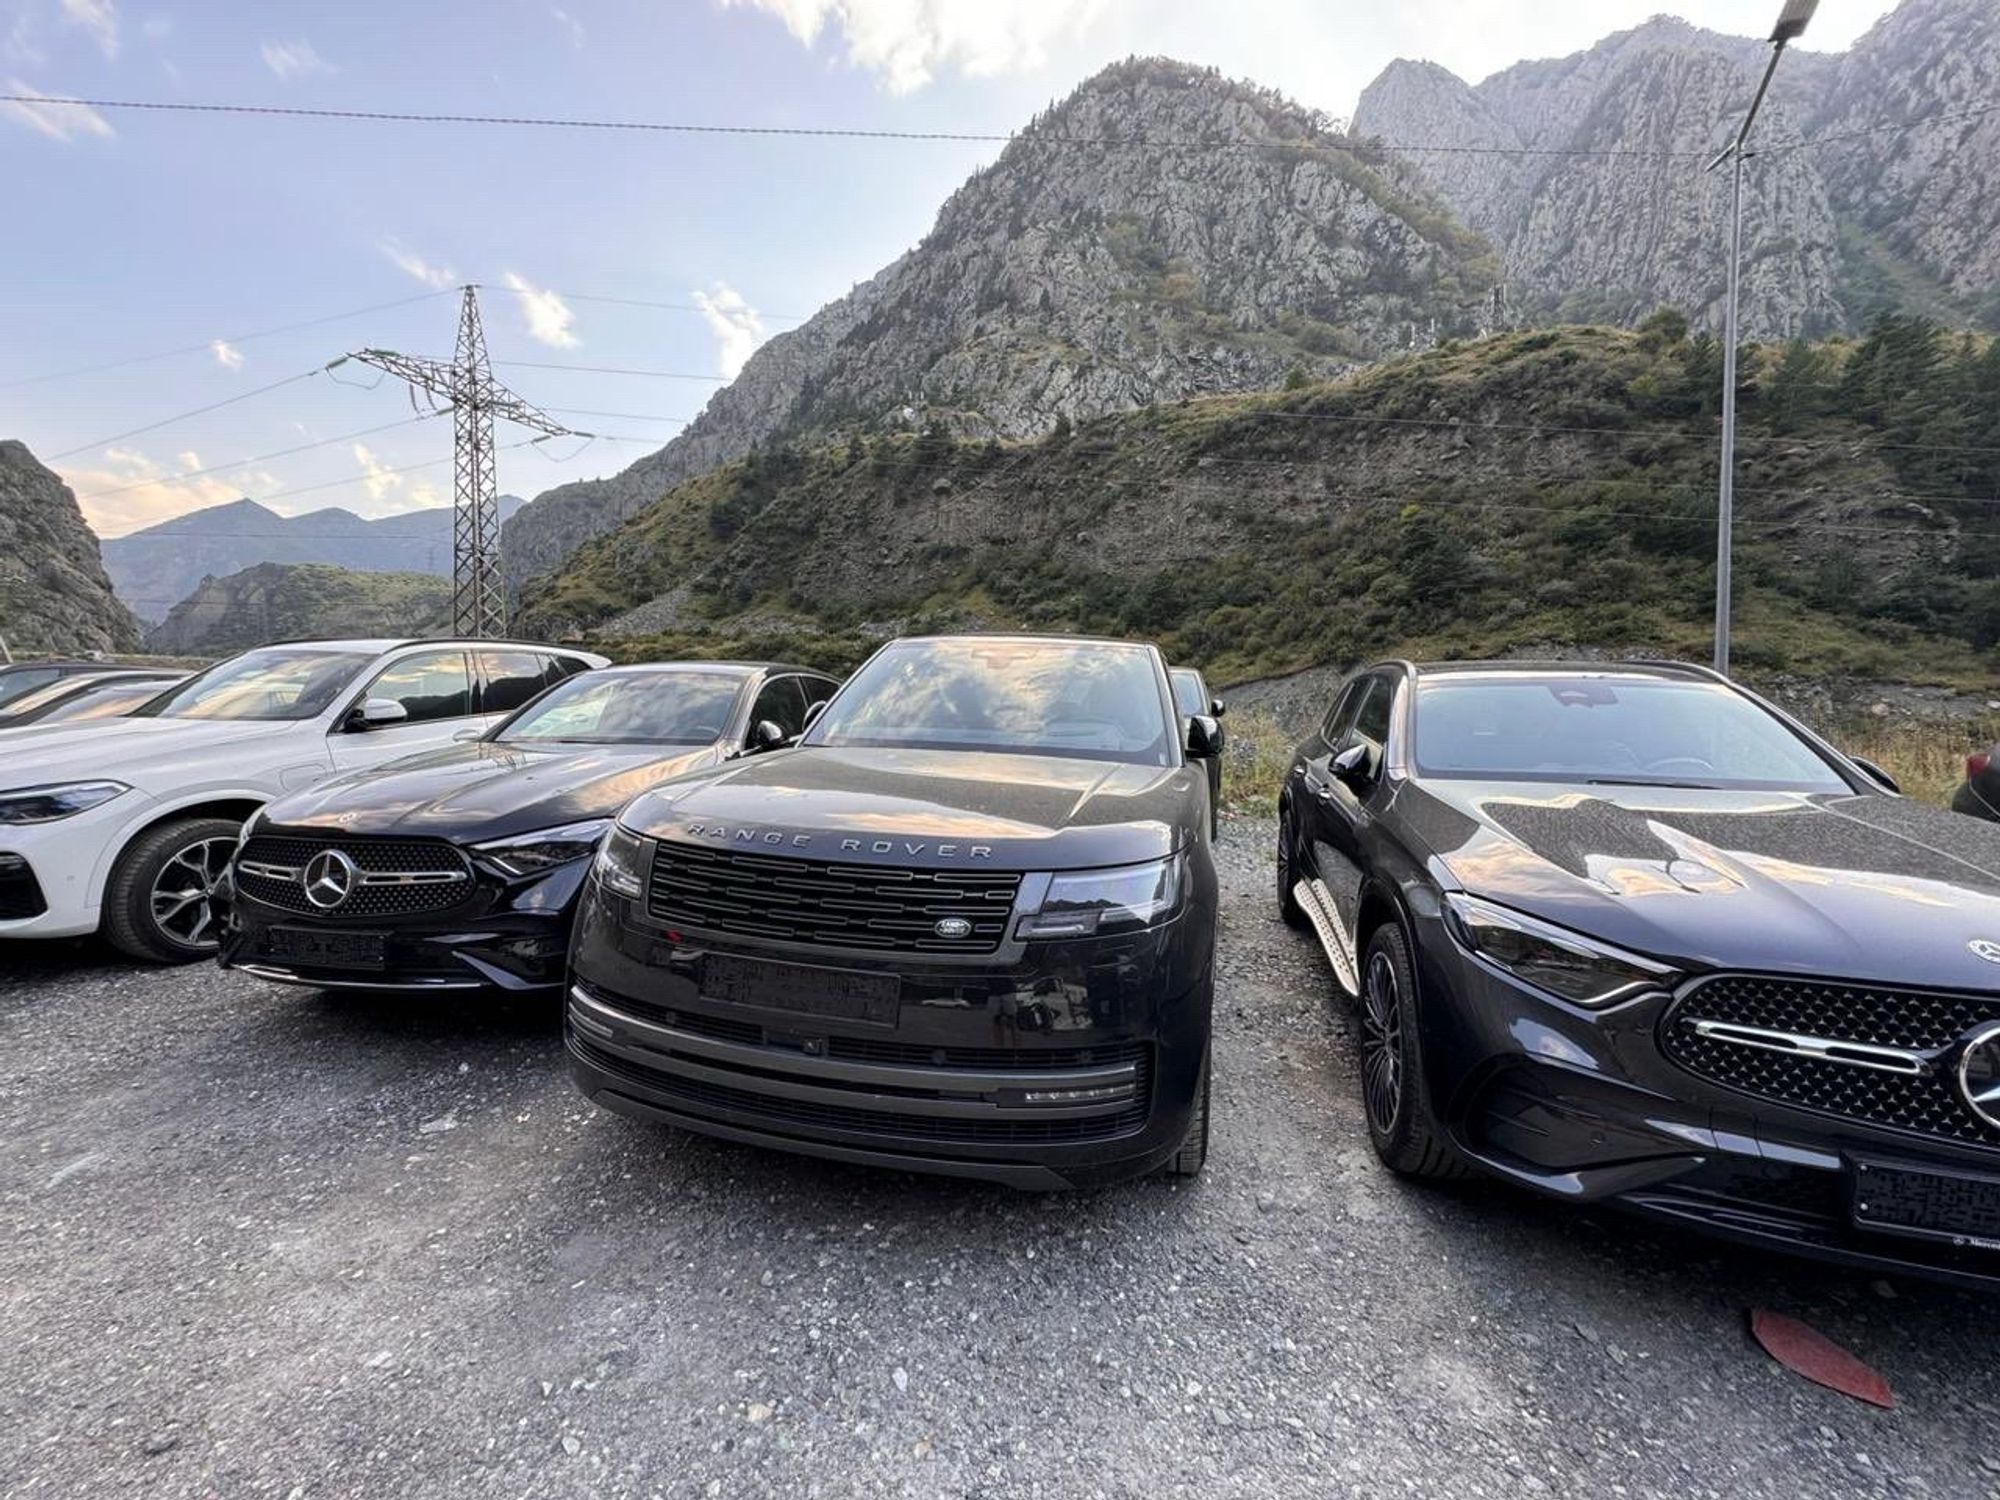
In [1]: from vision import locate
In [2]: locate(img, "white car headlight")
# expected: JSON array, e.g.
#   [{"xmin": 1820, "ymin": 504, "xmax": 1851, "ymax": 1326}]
[
  {"xmin": 1444, "ymin": 892, "xmax": 1679, "ymax": 1008},
  {"xmin": 0, "ymin": 780, "xmax": 129, "ymax": 825},
  {"xmin": 473, "ymin": 818, "xmax": 612, "ymax": 877},
  {"xmin": 1016, "ymin": 855, "xmax": 1183, "ymax": 941},
  {"xmin": 591, "ymin": 823, "xmax": 652, "ymax": 899}
]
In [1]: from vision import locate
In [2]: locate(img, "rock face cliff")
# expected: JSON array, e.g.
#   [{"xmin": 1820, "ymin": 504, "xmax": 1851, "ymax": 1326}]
[
  {"xmin": 1353, "ymin": 0, "xmax": 1999, "ymax": 335},
  {"xmin": 0, "ymin": 439, "xmax": 142, "ymax": 655},
  {"xmin": 502, "ymin": 57, "xmax": 1502, "ymax": 585},
  {"xmin": 142, "ymin": 562, "xmax": 450, "ymax": 656}
]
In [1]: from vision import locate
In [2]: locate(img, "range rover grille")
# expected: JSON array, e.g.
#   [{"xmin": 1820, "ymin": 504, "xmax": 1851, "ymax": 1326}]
[
  {"xmin": 645, "ymin": 840, "xmax": 1021, "ymax": 954},
  {"xmin": 1661, "ymin": 974, "xmax": 2000, "ymax": 1147}
]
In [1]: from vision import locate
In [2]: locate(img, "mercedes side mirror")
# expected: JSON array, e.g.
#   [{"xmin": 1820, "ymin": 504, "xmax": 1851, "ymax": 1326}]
[
  {"xmin": 748, "ymin": 719, "xmax": 788, "ymax": 753},
  {"xmin": 350, "ymin": 698, "xmax": 409, "ymax": 731},
  {"xmin": 1850, "ymin": 755, "xmax": 1900, "ymax": 794},
  {"xmin": 802, "ymin": 700, "xmax": 828, "ymax": 733},
  {"xmin": 1186, "ymin": 714, "xmax": 1223, "ymax": 758},
  {"xmin": 1331, "ymin": 742, "xmax": 1374, "ymax": 785}
]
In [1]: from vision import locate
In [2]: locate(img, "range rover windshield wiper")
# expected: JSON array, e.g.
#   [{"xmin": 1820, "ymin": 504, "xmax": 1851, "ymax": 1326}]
[{"xmin": 1583, "ymin": 777, "xmax": 1721, "ymax": 790}]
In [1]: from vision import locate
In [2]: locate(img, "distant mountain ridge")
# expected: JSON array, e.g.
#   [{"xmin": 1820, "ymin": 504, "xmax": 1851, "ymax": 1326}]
[
  {"xmin": 501, "ymin": 56, "xmax": 1506, "ymax": 587},
  {"xmin": 0, "ymin": 439, "xmax": 142, "ymax": 655},
  {"xmin": 1352, "ymin": 0, "xmax": 2000, "ymax": 335},
  {"xmin": 143, "ymin": 561, "xmax": 451, "ymax": 655},
  {"xmin": 102, "ymin": 494, "xmax": 524, "ymax": 624}
]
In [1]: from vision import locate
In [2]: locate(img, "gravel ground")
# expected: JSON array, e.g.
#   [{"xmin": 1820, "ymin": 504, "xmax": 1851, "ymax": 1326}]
[{"xmin": 2, "ymin": 818, "xmax": 1996, "ymax": 1499}]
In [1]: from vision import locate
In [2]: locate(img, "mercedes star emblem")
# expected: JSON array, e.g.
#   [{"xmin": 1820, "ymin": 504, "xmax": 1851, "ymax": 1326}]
[
  {"xmin": 1969, "ymin": 938, "xmax": 2000, "ymax": 966},
  {"xmin": 303, "ymin": 849, "xmax": 361, "ymax": 910},
  {"xmin": 1960, "ymin": 1022, "xmax": 2000, "ymax": 1133}
]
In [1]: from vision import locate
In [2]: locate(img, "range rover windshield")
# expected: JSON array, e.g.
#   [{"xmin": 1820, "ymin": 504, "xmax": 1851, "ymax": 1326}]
[
  {"xmin": 138, "ymin": 648, "xmax": 373, "ymax": 723},
  {"xmin": 1412, "ymin": 674, "xmax": 1852, "ymax": 792},
  {"xmin": 805, "ymin": 638, "xmax": 1173, "ymax": 766},
  {"xmin": 498, "ymin": 670, "xmax": 742, "ymax": 746}
]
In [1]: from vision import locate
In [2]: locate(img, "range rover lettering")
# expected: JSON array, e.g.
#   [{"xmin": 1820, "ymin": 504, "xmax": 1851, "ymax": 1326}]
[
  {"xmin": 218, "ymin": 662, "xmax": 837, "ymax": 994},
  {"xmin": 1278, "ymin": 660, "xmax": 2000, "ymax": 1290},
  {"xmin": 566, "ymin": 633, "xmax": 1221, "ymax": 1187}
]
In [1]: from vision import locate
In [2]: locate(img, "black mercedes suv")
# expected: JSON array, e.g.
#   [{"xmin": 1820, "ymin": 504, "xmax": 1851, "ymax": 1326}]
[
  {"xmin": 566, "ymin": 633, "xmax": 1221, "ymax": 1187},
  {"xmin": 1278, "ymin": 659, "xmax": 2000, "ymax": 1290}
]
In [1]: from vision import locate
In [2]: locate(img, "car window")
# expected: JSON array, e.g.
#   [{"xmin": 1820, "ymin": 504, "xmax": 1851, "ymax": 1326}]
[
  {"xmin": 1170, "ymin": 670, "xmax": 1207, "ymax": 717},
  {"xmin": 800, "ymin": 676, "xmax": 839, "ymax": 716},
  {"xmin": 1319, "ymin": 680, "xmax": 1364, "ymax": 743},
  {"xmin": 145, "ymin": 648, "xmax": 373, "ymax": 722},
  {"xmin": 39, "ymin": 680, "xmax": 174, "ymax": 723},
  {"xmin": 1348, "ymin": 676, "xmax": 1394, "ymax": 752},
  {"xmin": 363, "ymin": 650, "xmax": 473, "ymax": 725},
  {"xmin": 498, "ymin": 669, "xmax": 742, "ymax": 745},
  {"xmin": 477, "ymin": 651, "xmax": 552, "ymax": 715},
  {"xmin": 547, "ymin": 654, "xmax": 593, "ymax": 685},
  {"xmin": 746, "ymin": 675, "xmax": 809, "ymax": 739},
  {"xmin": 0, "ymin": 668, "xmax": 62, "ymax": 709}
]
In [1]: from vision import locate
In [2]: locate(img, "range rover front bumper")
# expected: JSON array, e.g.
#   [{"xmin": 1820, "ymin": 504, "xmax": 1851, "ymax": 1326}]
[{"xmin": 565, "ymin": 884, "xmax": 1213, "ymax": 1188}]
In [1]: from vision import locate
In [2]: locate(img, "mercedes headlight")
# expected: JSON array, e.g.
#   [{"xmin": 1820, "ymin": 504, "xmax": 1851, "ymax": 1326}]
[
  {"xmin": 0, "ymin": 780, "xmax": 128, "ymax": 825},
  {"xmin": 475, "ymin": 818, "xmax": 611, "ymax": 877},
  {"xmin": 1444, "ymin": 892, "xmax": 1678, "ymax": 1008},
  {"xmin": 1016, "ymin": 855, "xmax": 1183, "ymax": 940},
  {"xmin": 591, "ymin": 823, "xmax": 651, "ymax": 899}
]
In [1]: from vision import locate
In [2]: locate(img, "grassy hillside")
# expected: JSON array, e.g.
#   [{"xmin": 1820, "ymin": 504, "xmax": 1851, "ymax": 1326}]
[
  {"xmin": 521, "ymin": 319, "xmax": 2000, "ymax": 698},
  {"xmin": 145, "ymin": 562, "xmax": 451, "ymax": 655}
]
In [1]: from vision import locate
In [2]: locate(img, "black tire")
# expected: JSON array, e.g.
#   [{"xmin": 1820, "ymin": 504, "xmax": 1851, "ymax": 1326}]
[
  {"xmin": 1162, "ymin": 1046, "xmax": 1210, "ymax": 1179},
  {"xmin": 103, "ymin": 816, "xmax": 244, "ymax": 964},
  {"xmin": 1357, "ymin": 922, "xmax": 1466, "ymax": 1180},
  {"xmin": 1275, "ymin": 802, "xmax": 1308, "ymax": 930}
]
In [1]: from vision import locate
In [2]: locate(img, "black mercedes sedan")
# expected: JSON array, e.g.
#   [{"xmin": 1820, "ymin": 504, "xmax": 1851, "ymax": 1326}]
[
  {"xmin": 217, "ymin": 660, "xmax": 839, "ymax": 995},
  {"xmin": 566, "ymin": 633, "xmax": 1220, "ymax": 1188},
  {"xmin": 1278, "ymin": 659, "xmax": 2000, "ymax": 1289}
]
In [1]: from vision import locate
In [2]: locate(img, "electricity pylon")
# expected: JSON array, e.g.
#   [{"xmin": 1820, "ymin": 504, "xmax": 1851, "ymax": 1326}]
[{"xmin": 334, "ymin": 285, "xmax": 577, "ymax": 637}]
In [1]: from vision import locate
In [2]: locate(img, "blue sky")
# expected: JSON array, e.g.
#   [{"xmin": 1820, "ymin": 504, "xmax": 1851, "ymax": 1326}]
[{"xmin": 1, "ymin": 0, "xmax": 1900, "ymax": 541}]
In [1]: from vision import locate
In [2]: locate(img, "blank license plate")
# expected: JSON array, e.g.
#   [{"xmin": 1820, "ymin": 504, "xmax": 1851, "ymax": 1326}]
[
  {"xmin": 700, "ymin": 954, "xmax": 898, "ymax": 1026},
  {"xmin": 262, "ymin": 926, "xmax": 389, "ymax": 971},
  {"xmin": 1852, "ymin": 1157, "xmax": 2000, "ymax": 1249}
]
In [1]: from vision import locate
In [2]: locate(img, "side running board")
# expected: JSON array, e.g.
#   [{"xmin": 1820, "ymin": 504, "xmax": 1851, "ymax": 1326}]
[{"xmin": 1293, "ymin": 878, "xmax": 1359, "ymax": 998}]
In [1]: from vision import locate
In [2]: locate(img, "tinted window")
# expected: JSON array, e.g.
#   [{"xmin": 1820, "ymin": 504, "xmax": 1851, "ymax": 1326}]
[
  {"xmin": 1411, "ymin": 675, "xmax": 1850, "ymax": 791},
  {"xmin": 0, "ymin": 668, "xmax": 62, "ymax": 709},
  {"xmin": 363, "ymin": 650, "xmax": 473, "ymax": 725},
  {"xmin": 498, "ymin": 670, "xmax": 742, "ymax": 745},
  {"xmin": 808, "ymin": 638, "xmax": 1173, "ymax": 766},
  {"xmin": 1170, "ymin": 670, "xmax": 1207, "ymax": 717},
  {"xmin": 144, "ymin": 649, "xmax": 371, "ymax": 722},
  {"xmin": 38, "ymin": 679, "xmax": 176, "ymax": 723},
  {"xmin": 747, "ymin": 675, "xmax": 810, "ymax": 739},
  {"xmin": 799, "ymin": 676, "xmax": 839, "ymax": 716},
  {"xmin": 478, "ymin": 651, "xmax": 551, "ymax": 715},
  {"xmin": 1349, "ymin": 676, "xmax": 1393, "ymax": 750},
  {"xmin": 1319, "ymin": 680, "xmax": 1364, "ymax": 743}
]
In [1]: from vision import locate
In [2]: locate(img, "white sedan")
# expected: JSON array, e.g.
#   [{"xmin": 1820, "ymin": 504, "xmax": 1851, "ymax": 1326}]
[{"xmin": 0, "ymin": 637, "xmax": 605, "ymax": 961}]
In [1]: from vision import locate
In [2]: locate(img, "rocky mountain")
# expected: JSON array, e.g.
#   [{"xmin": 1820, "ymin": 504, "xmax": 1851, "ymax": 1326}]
[
  {"xmin": 1353, "ymin": 0, "xmax": 2000, "ymax": 335},
  {"xmin": 143, "ymin": 562, "xmax": 450, "ymax": 656},
  {"xmin": 502, "ymin": 57, "xmax": 1504, "ymax": 586},
  {"xmin": 522, "ymin": 322, "xmax": 2000, "ymax": 692},
  {"xmin": 0, "ymin": 438, "xmax": 142, "ymax": 655},
  {"xmin": 103, "ymin": 494, "xmax": 524, "ymax": 625}
]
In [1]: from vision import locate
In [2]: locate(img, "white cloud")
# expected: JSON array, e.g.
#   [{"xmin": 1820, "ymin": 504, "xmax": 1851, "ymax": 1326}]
[
  {"xmin": 61, "ymin": 0, "xmax": 117, "ymax": 60},
  {"xmin": 381, "ymin": 237, "xmax": 457, "ymax": 290},
  {"xmin": 352, "ymin": 443, "xmax": 403, "ymax": 503},
  {"xmin": 502, "ymin": 272, "xmax": 579, "ymax": 349},
  {"xmin": 210, "ymin": 339, "xmax": 244, "ymax": 371},
  {"xmin": 691, "ymin": 282, "xmax": 767, "ymax": 379},
  {"xmin": 1, "ymin": 78, "xmax": 114, "ymax": 140},
  {"xmin": 63, "ymin": 447, "xmax": 247, "ymax": 538},
  {"xmin": 260, "ymin": 38, "xmax": 332, "ymax": 80},
  {"xmin": 550, "ymin": 7, "xmax": 585, "ymax": 48},
  {"xmin": 721, "ymin": 0, "xmax": 1112, "ymax": 93}
]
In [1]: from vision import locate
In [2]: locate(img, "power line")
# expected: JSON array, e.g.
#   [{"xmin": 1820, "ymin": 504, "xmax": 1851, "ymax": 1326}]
[
  {"xmin": 493, "ymin": 360, "xmax": 730, "ymax": 381},
  {"xmin": 72, "ymin": 415, "xmax": 442, "ymax": 501},
  {"xmin": 0, "ymin": 289, "xmax": 456, "ymax": 390},
  {"xmin": 555, "ymin": 291, "xmax": 806, "ymax": 324},
  {"xmin": 542, "ymin": 406, "xmax": 695, "ymax": 424},
  {"xmin": 49, "ymin": 368, "xmax": 327, "ymax": 460}
]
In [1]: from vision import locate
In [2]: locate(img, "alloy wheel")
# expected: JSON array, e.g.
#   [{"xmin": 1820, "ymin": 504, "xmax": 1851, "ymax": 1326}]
[
  {"xmin": 150, "ymin": 836, "xmax": 236, "ymax": 951},
  {"xmin": 1360, "ymin": 948, "xmax": 1403, "ymax": 1135}
]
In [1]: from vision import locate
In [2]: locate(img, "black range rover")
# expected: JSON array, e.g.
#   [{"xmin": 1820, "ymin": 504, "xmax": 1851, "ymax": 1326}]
[{"xmin": 566, "ymin": 634, "xmax": 1221, "ymax": 1187}]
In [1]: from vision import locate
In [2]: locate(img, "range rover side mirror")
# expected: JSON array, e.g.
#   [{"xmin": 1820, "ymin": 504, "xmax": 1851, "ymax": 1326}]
[
  {"xmin": 349, "ymin": 697, "xmax": 409, "ymax": 731},
  {"xmin": 1209, "ymin": 697, "xmax": 1227, "ymax": 719},
  {"xmin": 747, "ymin": 719, "xmax": 788, "ymax": 753},
  {"xmin": 1851, "ymin": 755, "xmax": 1901, "ymax": 794},
  {"xmin": 1331, "ymin": 741, "xmax": 1374, "ymax": 785},
  {"xmin": 802, "ymin": 700, "xmax": 827, "ymax": 733},
  {"xmin": 1186, "ymin": 714, "xmax": 1223, "ymax": 758}
]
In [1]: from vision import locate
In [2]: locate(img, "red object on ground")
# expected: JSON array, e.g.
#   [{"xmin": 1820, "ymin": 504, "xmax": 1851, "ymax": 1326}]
[
  {"xmin": 1750, "ymin": 1309, "xmax": 1895, "ymax": 1409},
  {"xmin": 1969, "ymin": 750, "xmax": 1992, "ymax": 779}
]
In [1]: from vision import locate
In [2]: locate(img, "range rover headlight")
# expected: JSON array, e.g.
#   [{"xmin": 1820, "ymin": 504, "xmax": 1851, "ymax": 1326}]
[
  {"xmin": 0, "ymin": 780, "xmax": 129, "ymax": 824},
  {"xmin": 591, "ymin": 823, "xmax": 651, "ymax": 899},
  {"xmin": 475, "ymin": 819, "xmax": 612, "ymax": 878},
  {"xmin": 1016, "ymin": 855, "xmax": 1183, "ymax": 941},
  {"xmin": 1444, "ymin": 892, "xmax": 1678, "ymax": 1008}
]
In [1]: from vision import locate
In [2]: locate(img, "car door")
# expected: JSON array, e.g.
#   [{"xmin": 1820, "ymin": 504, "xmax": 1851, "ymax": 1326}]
[
  {"xmin": 1292, "ymin": 675, "xmax": 1377, "ymax": 986},
  {"xmin": 327, "ymin": 648, "xmax": 480, "ymax": 772},
  {"xmin": 1311, "ymin": 673, "xmax": 1398, "ymax": 968}
]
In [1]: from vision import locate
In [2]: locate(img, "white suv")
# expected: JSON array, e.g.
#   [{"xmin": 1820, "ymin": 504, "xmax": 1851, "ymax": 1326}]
[{"xmin": 0, "ymin": 638, "xmax": 606, "ymax": 962}]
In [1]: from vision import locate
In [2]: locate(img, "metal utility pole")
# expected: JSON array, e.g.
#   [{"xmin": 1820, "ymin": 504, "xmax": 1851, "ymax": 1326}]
[
  {"xmin": 1704, "ymin": 0, "xmax": 1818, "ymax": 676},
  {"xmin": 334, "ymin": 286, "xmax": 580, "ymax": 637}
]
